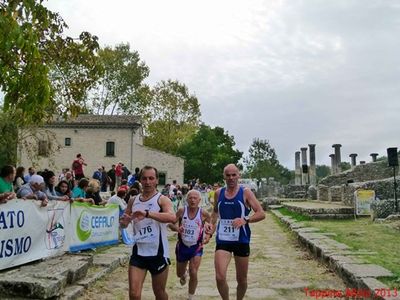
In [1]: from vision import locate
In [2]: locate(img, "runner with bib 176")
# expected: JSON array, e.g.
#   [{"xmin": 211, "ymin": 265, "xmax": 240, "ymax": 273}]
[{"xmin": 120, "ymin": 166, "xmax": 175, "ymax": 300}]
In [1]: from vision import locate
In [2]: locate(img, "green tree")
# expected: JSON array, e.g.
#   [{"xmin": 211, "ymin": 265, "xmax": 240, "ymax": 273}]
[
  {"xmin": 0, "ymin": 0, "xmax": 101, "ymax": 123},
  {"xmin": 49, "ymin": 32, "xmax": 103, "ymax": 117},
  {"xmin": 316, "ymin": 165, "xmax": 331, "ymax": 182},
  {"xmin": 244, "ymin": 138, "xmax": 292, "ymax": 184},
  {"xmin": 144, "ymin": 80, "xmax": 201, "ymax": 154},
  {"xmin": 0, "ymin": 111, "xmax": 18, "ymax": 165},
  {"xmin": 177, "ymin": 124, "xmax": 242, "ymax": 183},
  {"xmin": 88, "ymin": 43, "xmax": 150, "ymax": 115},
  {"xmin": 340, "ymin": 161, "xmax": 351, "ymax": 171}
]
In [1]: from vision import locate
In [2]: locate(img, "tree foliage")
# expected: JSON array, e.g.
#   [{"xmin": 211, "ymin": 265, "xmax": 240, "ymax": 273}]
[
  {"xmin": 144, "ymin": 80, "xmax": 201, "ymax": 154},
  {"xmin": 245, "ymin": 138, "xmax": 279, "ymax": 168},
  {"xmin": 88, "ymin": 43, "xmax": 150, "ymax": 115},
  {"xmin": 316, "ymin": 164, "xmax": 331, "ymax": 181},
  {"xmin": 177, "ymin": 124, "xmax": 242, "ymax": 183},
  {"xmin": 244, "ymin": 138, "xmax": 292, "ymax": 184},
  {"xmin": 49, "ymin": 32, "xmax": 102, "ymax": 117},
  {"xmin": 339, "ymin": 161, "xmax": 351, "ymax": 171},
  {"xmin": 0, "ymin": 0, "xmax": 102, "ymax": 124},
  {"xmin": 0, "ymin": 110, "xmax": 18, "ymax": 165}
]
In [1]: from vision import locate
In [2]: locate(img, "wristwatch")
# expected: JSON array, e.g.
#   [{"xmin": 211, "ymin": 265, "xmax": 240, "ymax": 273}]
[
  {"xmin": 244, "ymin": 216, "xmax": 250, "ymax": 224},
  {"xmin": 145, "ymin": 209, "xmax": 149, "ymax": 218}
]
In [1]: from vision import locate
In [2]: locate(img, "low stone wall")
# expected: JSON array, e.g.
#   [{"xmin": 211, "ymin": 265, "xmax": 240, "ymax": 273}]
[
  {"xmin": 282, "ymin": 184, "xmax": 307, "ymax": 198},
  {"xmin": 317, "ymin": 185, "xmax": 329, "ymax": 201},
  {"xmin": 342, "ymin": 185, "xmax": 356, "ymax": 206},
  {"xmin": 259, "ymin": 180, "xmax": 283, "ymax": 197},
  {"xmin": 371, "ymin": 199, "xmax": 400, "ymax": 219},
  {"xmin": 308, "ymin": 185, "xmax": 317, "ymax": 200},
  {"xmin": 319, "ymin": 160, "xmax": 397, "ymax": 187},
  {"xmin": 355, "ymin": 177, "xmax": 400, "ymax": 200},
  {"xmin": 317, "ymin": 177, "xmax": 400, "ymax": 206},
  {"xmin": 330, "ymin": 186, "xmax": 343, "ymax": 202}
]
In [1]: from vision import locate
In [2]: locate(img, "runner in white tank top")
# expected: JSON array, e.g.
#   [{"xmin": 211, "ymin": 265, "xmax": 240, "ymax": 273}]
[
  {"xmin": 131, "ymin": 192, "xmax": 169, "ymax": 257},
  {"xmin": 120, "ymin": 166, "xmax": 175, "ymax": 300},
  {"xmin": 169, "ymin": 189, "xmax": 211, "ymax": 300}
]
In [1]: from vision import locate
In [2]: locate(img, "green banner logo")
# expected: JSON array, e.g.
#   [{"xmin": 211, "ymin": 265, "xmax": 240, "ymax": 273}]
[{"xmin": 76, "ymin": 210, "xmax": 92, "ymax": 241}]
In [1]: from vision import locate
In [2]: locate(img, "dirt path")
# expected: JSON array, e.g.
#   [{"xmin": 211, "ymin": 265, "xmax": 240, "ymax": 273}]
[{"xmin": 80, "ymin": 212, "xmax": 346, "ymax": 299}]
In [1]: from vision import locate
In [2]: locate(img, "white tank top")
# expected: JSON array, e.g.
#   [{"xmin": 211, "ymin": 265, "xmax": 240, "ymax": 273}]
[
  {"xmin": 181, "ymin": 206, "xmax": 203, "ymax": 247},
  {"xmin": 132, "ymin": 193, "xmax": 169, "ymax": 258}
]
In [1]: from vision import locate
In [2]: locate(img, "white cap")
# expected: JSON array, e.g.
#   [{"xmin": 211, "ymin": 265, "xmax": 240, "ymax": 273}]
[{"xmin": 30, "ymin": 175, "xmax": 44, "ymax": 184}]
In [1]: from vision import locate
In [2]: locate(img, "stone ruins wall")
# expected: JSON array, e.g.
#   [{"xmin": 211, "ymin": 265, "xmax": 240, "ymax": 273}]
[
  {"xmin": 319, "ymin": 160, "xmax": 396, "ymax": 187},
  {"xmin": 282, "ymin": 184, "xmax": 307, "ymax": 198},
  {"xmin": 317, "ymin": 177, "xmax": 400, "ymax": 206}
]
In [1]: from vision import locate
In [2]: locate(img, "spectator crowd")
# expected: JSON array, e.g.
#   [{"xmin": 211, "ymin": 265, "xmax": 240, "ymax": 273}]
[{"xmin": 0, "ymin": 153, "xmax": 220, "ymax": 212}]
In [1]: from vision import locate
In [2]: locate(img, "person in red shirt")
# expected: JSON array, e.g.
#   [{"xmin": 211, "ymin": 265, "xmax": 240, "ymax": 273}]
[
  {"xmin": 72, "ymin": 153, "xmax": 87, "ymax": 180},
  {"xmin": 118, "ymin": 179, "xmax": 129, "ymax": 193},
  {"xmin": 115, "ymin": 162, "xmax": 123, "ymax": 188}
]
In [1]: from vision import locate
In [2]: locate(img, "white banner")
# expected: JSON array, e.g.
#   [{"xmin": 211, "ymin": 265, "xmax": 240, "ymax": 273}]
[
  {"xmin": 69, "ymin": 202, "xmax": 119, "ymax": 252},
  {"xmin": 0, "ymin": 199, "xmax": 69, "ymax": 270},
  {"xmin": 0, "ymin": 200, "xmax": 121, "ymax": 270}
]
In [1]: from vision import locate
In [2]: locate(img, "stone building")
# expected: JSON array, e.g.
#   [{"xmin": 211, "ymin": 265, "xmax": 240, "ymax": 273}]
[{"xmin": 17, "ymin": 115, "xmax": 184, "ymax": 185}]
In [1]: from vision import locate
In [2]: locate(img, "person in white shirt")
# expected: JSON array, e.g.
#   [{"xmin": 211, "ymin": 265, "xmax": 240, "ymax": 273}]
[
  {"xmin": 120, "ymin": 166, "xmax": 175, "ymax": 300},
  {"xmin": 108, "ymin": 189, "xmax": 127, "ymax": 216}
]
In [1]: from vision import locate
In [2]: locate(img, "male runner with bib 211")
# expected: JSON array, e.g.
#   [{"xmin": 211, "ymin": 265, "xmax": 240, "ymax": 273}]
[{"xmin": 205, "ymin": 163, "xmax": 265, "ymax": 300}]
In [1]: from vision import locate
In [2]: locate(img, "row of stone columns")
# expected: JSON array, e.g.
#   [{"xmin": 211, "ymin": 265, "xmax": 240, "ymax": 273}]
[
  {"xmin": 294, "ymin": 144, "xmax": 316, "ymax": 185},
  {"xmin": 349, "ymin": 153, "xmax": 379, "ymax": 169},
  {"xmin": 295, "ymin": 145, "xmax": 381, "ymax": 184}
]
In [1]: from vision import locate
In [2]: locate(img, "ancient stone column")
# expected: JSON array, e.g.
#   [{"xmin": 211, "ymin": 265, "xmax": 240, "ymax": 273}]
[
  {"xmin": 300, "ymin": 147, "xmax": 308, "ymax": 184},
  {"xmin": 329, "ymin": 154, "xmax": 336, "ymax": 175},
  {"xmin": 332, "ymin": 144, "xmax": 342, "ymax": 173},
  {"xmin": 349, "ymin": 153, "xmax": 358, "ymax": 169},
  {"xmin": 370, "ymin": 153, "xmax": 378, "ymax": 162},
  {"xmin": 295, "ymin": 151, "xmax": 301, "ymax": 185},
  {"xmin": 308, "ymin": 144, "xmax": 316, "ymax": 185}
]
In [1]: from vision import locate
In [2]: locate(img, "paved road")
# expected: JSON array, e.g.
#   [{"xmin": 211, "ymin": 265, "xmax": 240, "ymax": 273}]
[{"xmin": 80, "ymin": 211, "xmax": 346, "ymax": 300}]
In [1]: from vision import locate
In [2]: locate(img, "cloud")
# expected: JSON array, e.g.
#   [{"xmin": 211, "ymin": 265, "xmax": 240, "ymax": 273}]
[{"xmin": 45, "ymin": 0, "xmax": 400, "ymax": 169}]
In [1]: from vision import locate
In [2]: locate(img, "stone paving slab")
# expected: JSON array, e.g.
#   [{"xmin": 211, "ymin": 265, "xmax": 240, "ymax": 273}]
[
  {"xmin": 0, "ymin": 275, "xmax": 65, "ymax": 299},
  {"xmin": 0, "ymin": 254, "xmax": 92, "ymax": 299},
  {"xmin": 298, "ymin": 232, "xmax": 332, "ymax": 240},
  {"xmin": 76, "ymin": 266, "xmax": 110, "ymax": 288},
  {"xmin": 295, "ymin": 227, "xmax": 321, "ymax": 233},
  {"xmin": 60, "ymin": 285, "xmax": 85, "ymax": 300},
  {"xmin": 63, "ymin": 245, "xmax": 131, "ymax": 299},
  {"xmin": 92, "ymin": 254, "xmax": 123, "ymax": 269},
  {"xmin": 359, "ymin": 277, "xmax": 400, "ymax": 300},
  {"xmin": 342, "ymin": 263, "xmax": 393, "ymax": 278},
  {"xmin": 0, "ymin": 244, "xmax": 131, "ymax": 299},
  {"xmin": 329, "ymin": 254, "xmax": 364, "ymax": 265}
]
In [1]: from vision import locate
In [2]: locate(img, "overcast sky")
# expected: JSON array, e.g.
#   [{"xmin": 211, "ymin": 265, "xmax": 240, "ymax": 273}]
[{"xmin": 44, "ymin": 0, "xmax": 400, "ymax": 169}]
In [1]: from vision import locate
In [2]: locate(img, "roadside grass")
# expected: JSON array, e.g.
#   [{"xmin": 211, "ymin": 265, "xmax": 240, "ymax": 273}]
[
  {"xmin": 277, "ymin": 207, "xmax": 313, "ymax": 222},
  {"xmin": 275, "ymin": 208, "xmax": 400, "ymax": 289}
]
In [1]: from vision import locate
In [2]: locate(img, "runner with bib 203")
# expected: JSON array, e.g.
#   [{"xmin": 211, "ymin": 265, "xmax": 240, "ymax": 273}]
[{"xmin": 169, "ymin": 189, "xmax": 211, "ymax": 300}]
